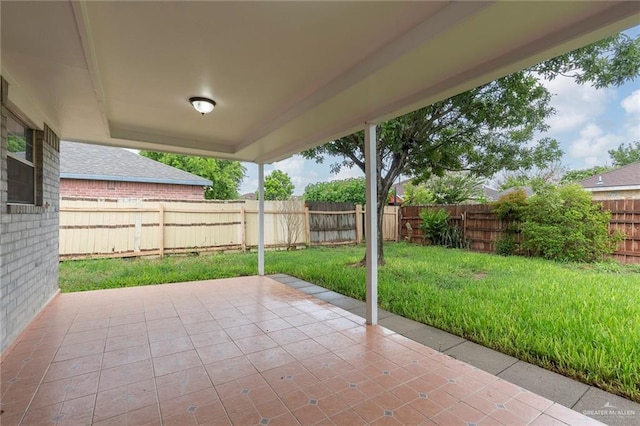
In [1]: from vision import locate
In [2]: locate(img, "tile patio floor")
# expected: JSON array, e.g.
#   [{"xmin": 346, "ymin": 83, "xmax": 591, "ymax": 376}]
[{"xmin": 0, "ymin": 276, "xmax": 603, "ymax": 425}]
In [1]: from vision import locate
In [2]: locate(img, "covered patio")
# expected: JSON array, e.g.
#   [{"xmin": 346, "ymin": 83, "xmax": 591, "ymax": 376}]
[
  {"xmin": 0, "ymin": 276, "xmax": 598, "ymax": 425},
  {"xmin": 2, "ymin": 1, "xmax": 640, "ymax": 424}
]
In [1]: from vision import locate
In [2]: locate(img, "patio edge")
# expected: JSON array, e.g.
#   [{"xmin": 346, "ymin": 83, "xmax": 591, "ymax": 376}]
[{"xmin": 268, "ymin": 274, "xmax": 640, "ymax": 426}]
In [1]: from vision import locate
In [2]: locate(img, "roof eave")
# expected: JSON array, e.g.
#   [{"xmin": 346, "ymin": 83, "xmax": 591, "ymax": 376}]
[{"xmin": 60, "ymin": 173, "xmax": 212, "ymax": 187}]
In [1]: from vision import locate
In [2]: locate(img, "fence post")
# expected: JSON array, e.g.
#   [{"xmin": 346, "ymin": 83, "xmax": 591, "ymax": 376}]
[
  {"xmin": 462, "ymin": 211, "xmax": 466, "ymax": 242},
  {"xmin": 240, "ymin": 205, "xmax": 246, "ymax": 252},
  {"xmin": 395, "ymin": 206, "xmax": 400, "ymax": 242},
  {"xmin": 158, "ymin": 203, "xmax": 165, "ymax": 258},
  {"xmin": 304, "ymin": 206, "xmax": 311, "ymax": 246},
  {"xmin": 134, "ymin": 200, "xmax": 142, "ymax": 253},
  {"xmin": 356, "ymin": 204, "xmax": 363, "ymax": 244}
]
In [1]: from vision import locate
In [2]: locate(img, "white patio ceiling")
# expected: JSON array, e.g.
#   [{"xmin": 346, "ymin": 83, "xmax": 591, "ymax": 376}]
[{"xmin": 1, "ymin": 1, "xmax": 638, "ymax": 164}]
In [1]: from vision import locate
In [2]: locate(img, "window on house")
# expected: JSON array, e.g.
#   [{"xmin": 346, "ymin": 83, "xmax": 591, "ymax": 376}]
[{"xmin": 7, "ymin": 112, "xmax": 35, "ymax": 204}]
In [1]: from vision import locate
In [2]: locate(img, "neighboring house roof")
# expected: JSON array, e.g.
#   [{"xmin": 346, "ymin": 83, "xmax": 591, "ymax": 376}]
[
  {"xmin": 388, "ymin": 194, "xmax": 404, "ymax": 205},
  {"xmin": 391, "ymin": 179, "xmax": 410, "ymax": 198},
  {"xmin": 483, "ymin": 186, "xmax": 500, "ymax": 201},
  {"xmin": 578, "ymin": 162, "xmax": 640, "ymax": 190},
  {"xmin": 60, "ymin": 142, "xmax": 212, "ymax": 186}
]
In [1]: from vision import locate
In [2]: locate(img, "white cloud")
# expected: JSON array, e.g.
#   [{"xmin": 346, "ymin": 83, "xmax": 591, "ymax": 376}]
[
  {"xmin": 543, "ymin": 75, "xmax": 614, "ymax": 133},
  {"xmin": 242, "ymin": 179, "xmax": 258, "ymax": 195},
  {"xmin": 621, "ymin": 90, "xmax": 640, "ymax": 142},
  {"xmin": 568, "ymin": 123, "xmax": 623, "ymax": 167},
  {"xmin": 623, "ymin": 121, "xmax": 640, "ymax": 142},
  {"xmin": 621, "ymin": 89, "xmax": 640, "ymax": 115},
  {"xmin": 266, "ymin": 155, "xmax": 320, "ymax": 195},
  {"xmin": 240, "ymin": 156, "xmax": 338, "ymax": 195},
  {"xmin": 537, "ymin": 74, "xmax": 640, "ymax": 170},
  {"xmin": 328, "ymin": 165, "xmax": 363, "ymax": 181}
]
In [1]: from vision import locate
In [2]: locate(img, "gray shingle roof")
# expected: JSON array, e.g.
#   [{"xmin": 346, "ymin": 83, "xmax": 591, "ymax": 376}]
[
  {"xmin": 483, "ymin": 186, "xmax": 500, "ymax": 201},
  {"xmin": 578, "ymin": 162, "xmax": 640, "ymax": 189},
  {"xmin": 60, "ymin": 142, "xmax": 212, "ymax": 186}
]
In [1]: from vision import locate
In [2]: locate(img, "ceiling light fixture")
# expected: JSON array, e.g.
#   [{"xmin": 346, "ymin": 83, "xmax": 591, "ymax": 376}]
[{"xmin": 189, "ymin": 97, "xmax": 216, "ymax": 115}]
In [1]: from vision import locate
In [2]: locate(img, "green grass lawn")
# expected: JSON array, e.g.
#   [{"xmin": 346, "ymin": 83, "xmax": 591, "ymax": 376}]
[{"xmin": 59, "ymin": 243, "xmax": 640, "ymax": 402}]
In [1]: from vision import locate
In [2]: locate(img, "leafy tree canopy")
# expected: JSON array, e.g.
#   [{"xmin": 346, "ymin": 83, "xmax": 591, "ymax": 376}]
[
  {"xmin": 303, "ymin": 32, "xmax": 639, "ymax": 265},
  {"xmin": 532, "ymin": 34, "xmax": 640, "ymax": 88},
  {"xmin": 304, "ymin": 178, "xmax": 366, "ymax": 204},
  {"xmin": 7, "ymin": 135, "xmax": 26, "ymax": 153},
  {"xmin": 402, "ymin": 182, "xmax": 435, "ymax": 206},
  {"xmin": 427, "ymin": 172, "xmax": 488, "ymax": 205},
  {"xmin": 140, "ymin": 152, "xmax": 245, "ymax": 200},
  {"xmin": 403, "ymin": 172, "xmax": 487, "ymax": 205},
  {"xmin": 608, "ymin": 141, "xmax": 640, "ymax": 167},
  {"xmin": 496, "ymin": 162, "xmax": 565, "ymax": 191},
  {"xmin": 261, "ymin": 170, "xmax": 294, "ymax": 201}
]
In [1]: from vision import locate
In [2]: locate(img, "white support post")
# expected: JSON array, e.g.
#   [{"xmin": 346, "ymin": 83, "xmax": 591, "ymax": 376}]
[
  {"xmin": 364, "ymin": 123, "xmax": 378, "ymax": 325},
  {"xmin": 258, "ymin": 163, "xmax": 265, "ymax": 276}
]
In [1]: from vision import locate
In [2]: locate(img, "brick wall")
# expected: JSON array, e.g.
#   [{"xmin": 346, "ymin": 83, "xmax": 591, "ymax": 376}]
[
  {"xmin": 60, "ymin": 179, "xmax": 206, "ymax": 200},
  {"xmin": 0, "ymin": 78, "xmax": 60, "ymax": 354}
]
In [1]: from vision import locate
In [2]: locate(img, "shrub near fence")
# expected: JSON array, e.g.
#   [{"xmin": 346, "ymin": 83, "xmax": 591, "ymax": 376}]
[
  {"xmin": 402, "ymin": 204, "xmax": 500, "ymax": 253},
  {"xmin": 59, "ymin": 198, "xmax": 399, "ymax": 260},
  {"xmin": 400, "ymin": 199, "xmax": 640, "ymax": 264}
]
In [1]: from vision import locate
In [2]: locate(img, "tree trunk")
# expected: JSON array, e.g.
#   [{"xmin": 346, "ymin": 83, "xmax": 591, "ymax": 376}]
[
  {"xmin": 376, "ymin": 200, "xmax": 386, "ymax": 265},
  {"xmin": 354, "ymin": 129, "xmax": 407, "ymax": 267},
  {"xmin": 358, "ymin": 193, "xmax": 388, "ymax": 266}
]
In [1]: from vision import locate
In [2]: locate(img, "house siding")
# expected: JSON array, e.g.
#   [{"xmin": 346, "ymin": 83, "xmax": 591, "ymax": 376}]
[
  {"xmin": 0, "ymin": 78, "xmax": 60, "ymax": 354},
  {"xmin": 589, "ymin": 189, "xmax": 640, "ymax": 200},
  {"xmin": 60, "ymin": 178, "xmax": 206, "ymax": 200}
]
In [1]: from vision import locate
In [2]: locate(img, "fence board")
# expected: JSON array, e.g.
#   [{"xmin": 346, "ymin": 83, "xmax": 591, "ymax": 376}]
[
  {"xmin": 601, "ymin": 199, "xmax": 640, "ymax": 264},
  {"xmin": 60, "ymin": 199, "xmax": 399, "ymax": 259},
  {"xmin": 306, "ymin": 202, "xmax": 356, "ymax": 244}
]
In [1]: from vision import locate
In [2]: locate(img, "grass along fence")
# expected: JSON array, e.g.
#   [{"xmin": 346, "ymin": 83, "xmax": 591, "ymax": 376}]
[
  {"xmin": 59, "ymin": 198, "xmax": 399, "ymax": 260},
  {"xmin": 400, "ymin": 199, "xmax": 640, "ymax": 264}
]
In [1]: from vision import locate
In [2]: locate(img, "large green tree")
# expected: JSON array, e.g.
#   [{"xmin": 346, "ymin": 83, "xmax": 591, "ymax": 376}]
[
  {"xmin": 140, "ymin": 152, "xmax": 245, "ymax": 200},
  {"xmin": 497, "ymin": 162, "xmax": 565, "ymax": 191},
  {"xmin": 608, "ymin": 141, "xmax": 640, "ymax": 167},
  {"xmin": 261, "ymin": 170, "xmax": 294, "ymax": 201},
  {"xmin": 425, "ymin": 172, "xmax": 488, "ymax": 205},
  {"xmin": 303, "ymin": 33, "xmax": 640, "ymax": 265},
  {"xmin": 304, "ymin": 178, "xmax": 366, "ymax": 204},
  {"xmin": 403, "ymin": 172, "xmax": 487, "ymax": 205}
]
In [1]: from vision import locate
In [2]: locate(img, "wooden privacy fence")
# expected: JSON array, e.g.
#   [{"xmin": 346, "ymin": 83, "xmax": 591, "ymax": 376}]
[
  {"xmin": 59, "ymin": 198, "xmax": 399, "ymax": 260},
  {"xmin": 306, "ymin": 202, "xmax": 399, "ymax": 246},
  {"xmin": 601, "ymin": 199, "xmax": 640, "ymax": 264},
  {"xmin": 401, "ymin": 204, "xmax": 499, "ymax": 253},
  {"xmin": 400, "ymin": 200, "xmax": 640, "ymax": 264}
]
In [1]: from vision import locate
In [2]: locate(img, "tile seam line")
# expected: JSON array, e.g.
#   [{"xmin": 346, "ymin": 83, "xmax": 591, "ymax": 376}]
[{"xmin": 570, "ymin": 386, "xmax": 593, "ymax": 411}]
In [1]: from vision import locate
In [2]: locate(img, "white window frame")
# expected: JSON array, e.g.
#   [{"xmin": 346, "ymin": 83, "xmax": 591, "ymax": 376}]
[{"xmin": 6, "ymin": 110, "xmax": 36, "ymax": 205}]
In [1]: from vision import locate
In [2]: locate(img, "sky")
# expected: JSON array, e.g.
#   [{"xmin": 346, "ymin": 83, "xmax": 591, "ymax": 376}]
[{"xmin": 240, "ymin": 29, "xmax": 640, "ymax": 196}]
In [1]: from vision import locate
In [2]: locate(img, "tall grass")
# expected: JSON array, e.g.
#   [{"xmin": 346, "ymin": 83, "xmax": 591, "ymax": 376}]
[{"xmin": 60, "ymin": 243, "xmax": 640, "ymax": 402}]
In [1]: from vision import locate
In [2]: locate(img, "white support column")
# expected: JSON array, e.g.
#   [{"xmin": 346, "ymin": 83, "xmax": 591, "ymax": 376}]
[
  {"xmin": 364, "ymin": 123, "xmax": 378, "ymax": 325},
  {"xmin": 258, "ymin": 163, "xmax": 265, "ymax": 276}
]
